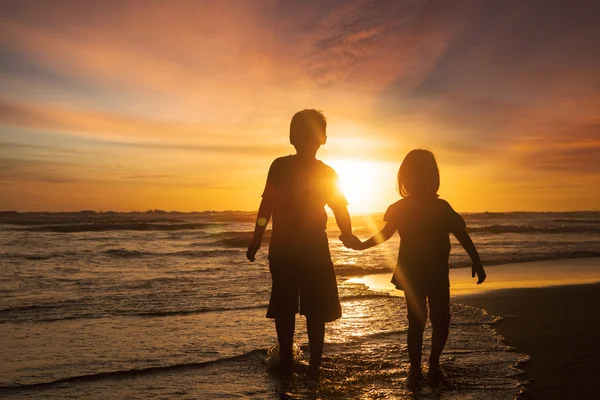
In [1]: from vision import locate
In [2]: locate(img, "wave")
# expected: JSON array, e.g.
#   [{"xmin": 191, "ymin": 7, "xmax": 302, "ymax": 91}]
[
  {"xmin": 1, "ymin": 217, "xmax": 188, "ymax": 226},
  {"xmin": 335, "ymin": 264, "xmax": 392, "ymax": 277},
  {"xmin": 0, "ymin": 349, "xmax": 267, "ymax": 391},
  {"xmin": 129, "ymin": 304, "xmax": 268, "ymax": 318},
  {"xmin": 468, "ymin": 224, "xmax": 600, "ymax": 234},
  {"xmin": 20, "ymin": 251, "xmax": 82, "ymax": 260},
  {"xmin": 3, "ymin": 248, "xmax": 241, "ymax": 261},
  {"xmin": 0, "ymin": 210, "xmax": 258, "ymax": 227},
  {"xmin": 0, "ymin": 303, "xmax": 269, "ymax": 325},
  {"xmin": 14, "ymin": 222, "xmax": 215, "ymax": 233},
  {"xmin": 470, "ymin": 250, "xmax": 600, "ymax": 267},
  {"xmin": 340, "ymin": 293, "xmax": 392, "ymax": 301},
  {"xmin": 8, "ymin": 220, "xmax": 600, "ymax": 235},
  {"xmin": 0, "ymin": 303, "xmax": 62, "ymax": 314},
  {"xmin": 103, "ymin": 248, "xmax": 240, "ymax": 258},
  {"xmin": 25, "ymin": 254, "xmax": 58, "ymax": 260},
  {"xmin": 332, "ymin": 251, "xmax": 600, "ymax": 276},
  {"xmin": 188, "ymin": 230, "xmax": 273, "ymax": 248},
  {"xmin": 212, "ymin": 231, "xmax": 272, "ymax": 247},
  {"xmin": 551, "ymin": 218, "xmax": 600, "ymax": 224},
  {"xmin": 462, "ymin": 211, "xmax": 600, "ymax": 220}
]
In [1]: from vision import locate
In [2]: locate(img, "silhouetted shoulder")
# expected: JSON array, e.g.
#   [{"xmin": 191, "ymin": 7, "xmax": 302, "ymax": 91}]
[
  {"xmin": 262, "ymin": 156, "xmax": 293, "ymax": 199},
  {"xmin": 383, "ymin": 199, "xmax": 405, "ymax": 223},
  {"xmin": 317, "ymin": 160, "xmax": 337, "ymax": 177},
  {"xmin": 435, "ymin": 198, "xmax": 452, "ymax": 207},
  {"xmin": 271, "ymin": 155, "xmax": 294, "ymax": 168},
  {"xmin": 436, "ymin": 198, "xmax": 466, "ymax": 232},
  {"xmin": 319, "ymin": 161, "xmax": 348, "ymax": 207}
]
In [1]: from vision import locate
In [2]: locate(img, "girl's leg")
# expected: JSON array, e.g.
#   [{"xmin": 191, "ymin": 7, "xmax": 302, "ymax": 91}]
[
  {"xmin": 405, "ymin": 290, "xmax": 427, "ymax": 372},
  {"xmin": 428, "ymin": 286, "xmax": 451, "ymax": 369},
  {"xmin": 306, "ymin": 317, "xmax": 325, "ymax": 367},
  {"xmin": 275, "ymin": 314, "xmax": 296, "ymax": 368}
]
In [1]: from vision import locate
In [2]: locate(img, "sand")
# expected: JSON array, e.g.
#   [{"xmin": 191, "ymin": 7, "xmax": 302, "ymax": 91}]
[
  {"xmin": 353, "ymin": 258, "xmax": 600, "ymax": 399},
  {"xmin": 456, "ymin": 283, "xmax": 600, "ymax": 399}
]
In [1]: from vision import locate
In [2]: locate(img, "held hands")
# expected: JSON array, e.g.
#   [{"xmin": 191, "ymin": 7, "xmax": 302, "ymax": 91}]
[
  {"xmin": 472, "ymin": 262, "xmax": 486, "ymax": 284},
  {"xmin": 246, "ymin": 240, "xmax": 260, "ymax": 262},
  {"xmin": 339, "ymin": 233, "xmax": 364, "ymax": 250}
]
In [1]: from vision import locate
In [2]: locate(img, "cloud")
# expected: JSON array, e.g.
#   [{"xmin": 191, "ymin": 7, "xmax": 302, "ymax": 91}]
[
  {"xmin": 0, "ymin": 99, "xmax": 205, "ymax": 140},
  {"xmin": 0, "ymin": 141, "xmax": 83, "ymax": 155},
  {"xmin": 124, "ymin": 174, "xmax": 173, "ymax": 179},
  {"xmin": 509, "ymin": 121, "xmax": 600, "ymax": 174},
  {"xmin": 0, "ymin": 157, "xmax": 81, "ymax": 183},
  {"xmin": 1, "ymin": 0, "xmax": 599, "ymax": 210}
]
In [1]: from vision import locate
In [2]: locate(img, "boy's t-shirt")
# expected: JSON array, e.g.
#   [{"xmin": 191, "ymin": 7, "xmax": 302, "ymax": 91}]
[
  {"xmin": 384, "ymin": 196, "xmax": 466, "ymax": 291},
  {"xmin": 262, "ymin": 155, "xmax": 347, "ymax": 260}
]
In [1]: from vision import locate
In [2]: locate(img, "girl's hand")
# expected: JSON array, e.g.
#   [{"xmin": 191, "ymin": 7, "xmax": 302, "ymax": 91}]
[
  {"xmin": 339, "ymin": 234, "xmax": 362, "ymax": 250},
  {"xmin": 472, "ymin": 262, "xmax": 486, "ymax": 284}
]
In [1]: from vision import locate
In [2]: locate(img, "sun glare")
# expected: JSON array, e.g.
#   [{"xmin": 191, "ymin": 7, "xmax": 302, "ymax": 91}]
[{"xmin": 328, "ymin": 160, "xmax": 395, "ymax": 214}]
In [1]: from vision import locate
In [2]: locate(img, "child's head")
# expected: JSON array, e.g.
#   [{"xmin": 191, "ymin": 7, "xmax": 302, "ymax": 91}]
[
  {"xmin": 289, "ymin": 109, "xmax": 327, "ymax": 150},
  {"xmin": 398, "ymin": 149, "xmax": 440, "ymax": 198}
]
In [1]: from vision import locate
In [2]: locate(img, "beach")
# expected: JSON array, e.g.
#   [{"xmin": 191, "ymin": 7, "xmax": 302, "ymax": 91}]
[
  {"xmin": 457, "ymin": 283, "xmax": 600, "ymax": 399},
  {"xmin": 2, "ymin": 211, "xmax": 600, "ymax": 398},
  {"xmin": 355, "ymin": 257, "xmax": 600, "ymax": 399}
]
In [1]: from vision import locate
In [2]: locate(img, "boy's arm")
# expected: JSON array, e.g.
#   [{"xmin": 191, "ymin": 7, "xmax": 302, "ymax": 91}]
[
  {"xmin": 453, "ymin": 228, "xmax": 486, "ymax": 284},
  {"xmin": 330, "ymin": 203, "xmax": 361, "ymax": 248},
  {"xmin": 246, "ymin": 197, "xmax": 273, "ymax": 262},
  {"xmin": 357, "ymin": 222, "xmax": 396, "ymax": 250},
  {"xmin": 330, "ymin": 203, "xmax": 352, "ymax": 236}
]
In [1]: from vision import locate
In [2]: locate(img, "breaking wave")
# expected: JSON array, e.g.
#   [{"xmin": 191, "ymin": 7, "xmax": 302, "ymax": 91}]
[
  {"xmin": 468, "ymin": 224, "xmax": 600, "ymax": 234},
  {"xmin": 103, "ymin": 248, "xmax": 241, "ymax": 258},
  {"xmin": 14, "ymin": 222, "xmax": 215, "ymax": 233},
  {"xmin": 0, "ymin": 350, "xmax": 268, "ymax": 391}
]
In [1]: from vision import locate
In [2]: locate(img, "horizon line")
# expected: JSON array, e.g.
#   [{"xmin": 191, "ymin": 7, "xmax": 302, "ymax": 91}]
[{"xmin": 1, "ymin": 209, "xmax": 598, "ymax": 215}]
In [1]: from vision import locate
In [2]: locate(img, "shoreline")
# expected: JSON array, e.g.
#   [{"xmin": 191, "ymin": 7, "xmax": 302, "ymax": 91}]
[
  {"xmin": 456, "ymin": 283, "xmax": 600, "ymax": 399},
  {"xmin": 351, "ymin": 258, "xmax": 600, "ymax": 399},
  {"xmin": 347, "ymin": 257, "xmax": 600, "ymax": 296}
]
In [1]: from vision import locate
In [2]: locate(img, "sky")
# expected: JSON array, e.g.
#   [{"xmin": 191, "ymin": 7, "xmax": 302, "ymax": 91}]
[{"xmin": 0, "ymin": 0, "xmax": 599, "ymax": 212}]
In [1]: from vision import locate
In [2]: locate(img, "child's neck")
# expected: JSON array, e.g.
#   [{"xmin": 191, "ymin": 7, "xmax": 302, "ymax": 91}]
[{"xmin": 294, "ymin": 149, "xmax": 318, "ymax": 160}]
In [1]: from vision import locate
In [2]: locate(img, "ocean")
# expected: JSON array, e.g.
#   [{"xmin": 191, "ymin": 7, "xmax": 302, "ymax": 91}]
[{"xmin": 1, "ymin": 210, "xmax": 599, "ymax": 399}]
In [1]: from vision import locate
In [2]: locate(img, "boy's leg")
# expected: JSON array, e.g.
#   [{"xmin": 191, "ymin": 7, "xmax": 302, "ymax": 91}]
[
  {"xmin": 275, "ymin": 314, "xmax": 296, "ymax": 369},
  {"xmin": 405, "ymin": 290, "xmax": 427, "ymax": 371},
  {"xmin": 306, "ymin": 317, "xmax": 325, "ymax": 367},
  {"xmin": 267, "ymin": 260, "xmax": 300, "ymax": 369},
  {"xmin": 300, "ymin": 257, "xmax": 340, "ymax": 368},
  {"xmin": 428, "ymin": 286, "xmax": 451, "ymax": 369}
]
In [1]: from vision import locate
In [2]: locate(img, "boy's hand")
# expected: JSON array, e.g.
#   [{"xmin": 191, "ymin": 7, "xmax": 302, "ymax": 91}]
[
  {"xmin": 246, "ymin": 241, "xmax": 260, "ymax": 262},
  {"xmin": 472, "ymin": 262, "xmax": 486, "ymax": 284},
  {"xmin": 339, "ymin": 234, "xmax": 362, "ymax": 250}
]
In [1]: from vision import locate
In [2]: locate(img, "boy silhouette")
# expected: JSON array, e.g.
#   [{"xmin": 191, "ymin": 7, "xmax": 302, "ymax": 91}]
[{"xmin": 246, "ymin": 109, "xmax": 358, "ymax": 371}]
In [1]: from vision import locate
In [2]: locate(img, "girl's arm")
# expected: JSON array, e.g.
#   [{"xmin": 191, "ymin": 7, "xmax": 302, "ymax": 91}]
[
  {"xmin": 453, "ymin": 228, "xmax": 486, "ymax": 284},
  {"xmin": 356, "ymin": 222, "xmax": 396, "ymax": 250},
  {"xmin": 246, "ymin": 197, "xmax": 274, "ymax": 262}
]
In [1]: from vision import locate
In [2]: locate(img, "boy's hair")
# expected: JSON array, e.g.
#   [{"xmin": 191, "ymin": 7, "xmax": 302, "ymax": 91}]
[
  {"xmin": 289, "ymin": 109, "xmax": 327, "ymax": 146},
  {"xmin": 398, "ymin": 149, "xmax": 440, "ymax": 198}
]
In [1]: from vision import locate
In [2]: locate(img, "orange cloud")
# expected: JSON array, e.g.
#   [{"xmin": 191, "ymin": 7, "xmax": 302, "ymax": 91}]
[{"xmin": 1, "ymin": 0, "xmax": 599, "ymax": 211}]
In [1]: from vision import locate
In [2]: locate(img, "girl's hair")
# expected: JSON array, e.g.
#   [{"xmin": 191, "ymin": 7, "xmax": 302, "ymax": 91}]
[{"xmin": 397, "ymin": 149, "xmax": 440, "ymax": 198}]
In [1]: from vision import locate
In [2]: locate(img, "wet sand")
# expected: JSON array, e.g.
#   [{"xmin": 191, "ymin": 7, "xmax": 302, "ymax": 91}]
[
  {"xmin": 456, "ymin": 283, "xmax": 600, "ymax": 399},
  {"xmin": 353, "ymin": 258, "xmax": 600, "ymax": 399}
]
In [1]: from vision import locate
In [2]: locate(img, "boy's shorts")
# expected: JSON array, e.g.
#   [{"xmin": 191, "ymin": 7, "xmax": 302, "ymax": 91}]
[{"xmin": 266, "ymin": 257, "xmax": 342, "ymax": 322}]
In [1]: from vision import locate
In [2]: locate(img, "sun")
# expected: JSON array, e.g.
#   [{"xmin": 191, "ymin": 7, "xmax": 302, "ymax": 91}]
[{"xmin": 327, "ymin": 159, "xmax": 392, "ymax": 213}]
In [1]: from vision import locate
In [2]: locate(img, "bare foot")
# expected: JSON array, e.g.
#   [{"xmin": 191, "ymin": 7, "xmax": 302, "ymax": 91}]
[
  {"xmin": 407, "ymin": 367, "xmax": 424, "ymax": 391},
  {"xmin": 427, "ymin": 364, "xmax": 448, "ymax": 386}
]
